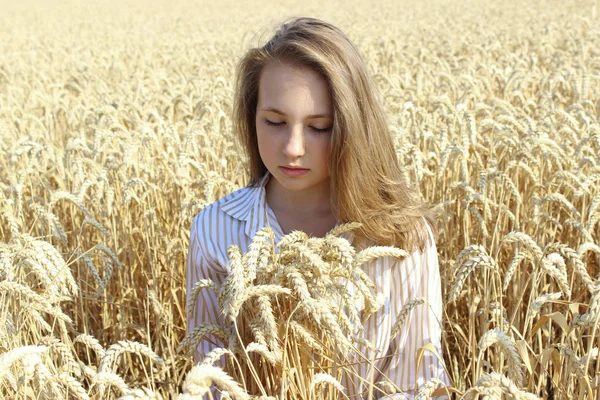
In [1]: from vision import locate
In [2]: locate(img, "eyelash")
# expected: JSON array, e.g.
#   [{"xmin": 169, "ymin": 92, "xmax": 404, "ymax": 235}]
[{"xmin": 264, "ymin": 119, "xmax": 331, "ymax": 133}]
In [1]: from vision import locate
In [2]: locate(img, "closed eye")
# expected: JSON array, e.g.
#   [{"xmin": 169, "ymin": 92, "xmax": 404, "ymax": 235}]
[
  {"xmin": 265, "ymin": 119, "xmax": 331, "ymax": 132},
  {"xmin": 265, "ymin": 119, "xmax": 283, "ymax": 126}
]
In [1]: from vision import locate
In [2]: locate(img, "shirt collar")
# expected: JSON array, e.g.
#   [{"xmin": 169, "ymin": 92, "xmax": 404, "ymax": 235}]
[
  {"xmin": 220, "ymin": 173, "xmax": 352, "ymax": 243},
  {"xmin": 221, "ymin": 172, "xmax": 271, "ymax": 239}
]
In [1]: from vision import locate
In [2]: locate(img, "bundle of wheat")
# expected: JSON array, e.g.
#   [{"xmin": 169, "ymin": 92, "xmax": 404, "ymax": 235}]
[{"xmin": 180, "ymin": 224, "xmax": 419, "ymax": 399}]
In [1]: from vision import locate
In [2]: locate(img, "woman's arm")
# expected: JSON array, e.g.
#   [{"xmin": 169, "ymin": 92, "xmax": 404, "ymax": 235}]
[
  {"xmin": 380, "ymin": 223, "xmax": 451, "ymax": 399},
  {"xmin": 185, "ymin": 213, "xmax": 228, "ymax": 365}
]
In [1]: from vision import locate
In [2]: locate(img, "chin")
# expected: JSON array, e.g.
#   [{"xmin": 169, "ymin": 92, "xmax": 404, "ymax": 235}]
[
  {"xmin": 275, "ymin": 178, "xmax": 312, "ymax": 192},
  {"xmin": 273, "ymin": 175, "xmax": 327, "ymax": 192}
]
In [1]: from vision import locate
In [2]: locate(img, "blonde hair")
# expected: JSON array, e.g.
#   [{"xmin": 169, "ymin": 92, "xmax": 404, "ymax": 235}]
[{"xmin": 233, "ymin": 17, "xmax": 434, "ymax": 252}]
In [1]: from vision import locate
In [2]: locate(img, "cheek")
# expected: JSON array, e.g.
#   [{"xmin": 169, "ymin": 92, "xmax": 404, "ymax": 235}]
[
  {"xmin": 256, "ymin": 128, "xmax": 275, "ymax": 162},
  {"xmin": 256, "ymin": 123, "xmax": 266, "ymax": 148},
  {"xmin": 315, "ymin": 136, "xmax": 331, "ymax": 168}
]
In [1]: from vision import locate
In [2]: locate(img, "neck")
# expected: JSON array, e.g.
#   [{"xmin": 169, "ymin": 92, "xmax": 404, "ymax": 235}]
[{"xmin": 265, "ymin": 176, "xmax": 333, "ymax": 216}]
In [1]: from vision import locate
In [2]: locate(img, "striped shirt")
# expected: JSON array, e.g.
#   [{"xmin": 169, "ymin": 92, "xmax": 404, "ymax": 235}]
[{"xmin": 186, "ymin": 173, "xmax": 451, "ymax": 399}]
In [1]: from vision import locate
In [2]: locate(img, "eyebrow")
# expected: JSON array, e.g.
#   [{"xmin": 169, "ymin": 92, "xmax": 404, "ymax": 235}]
[{"xmin": 260, "ymin": 107, "xmax": 332, "ymax": 119}]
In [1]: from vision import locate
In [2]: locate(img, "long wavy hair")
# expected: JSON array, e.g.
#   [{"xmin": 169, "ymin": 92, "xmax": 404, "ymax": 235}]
[{"xmin": 233, "ymin": 17, "xmax": 434, "ymax": 252}]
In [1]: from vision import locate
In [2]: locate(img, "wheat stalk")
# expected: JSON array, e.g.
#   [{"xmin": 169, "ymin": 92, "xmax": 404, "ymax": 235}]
[
  {"xmin": 99, "ymin": 341, "xmax": 164, "ymax": 373},
  {"xmin": 465, "ymin": 372, "xmax": 539, "ymax": 399},
  {"xmin": 0, "ymin": 346, "xmax": 48, "ymax": 381},
  {"xmin": 478, "ymin": 329, "xmax": 524, "ymax": 386},
  {"xmin": 309, "ymin": 373, "xmax": 345, "ymax": 397},
  {"xmin": 179, "ymin": 364, "xmax": 249, "ymax": 400}
]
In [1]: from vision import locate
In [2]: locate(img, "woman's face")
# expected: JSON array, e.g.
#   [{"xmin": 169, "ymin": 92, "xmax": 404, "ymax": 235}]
[{"xmin": 255, "ymin": 62, "xmax": 333, "ymax": 194}]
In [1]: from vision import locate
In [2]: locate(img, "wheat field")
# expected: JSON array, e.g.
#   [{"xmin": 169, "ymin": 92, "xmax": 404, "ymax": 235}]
[{"xmin": 1, "ymin": 0, "xmax": 600, "ymax": 398}]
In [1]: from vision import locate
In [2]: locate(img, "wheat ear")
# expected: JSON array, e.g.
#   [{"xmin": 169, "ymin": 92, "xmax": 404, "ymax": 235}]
[{"xmin": 179, "ymin": 364, "xmax": 249, "ymax": 400}]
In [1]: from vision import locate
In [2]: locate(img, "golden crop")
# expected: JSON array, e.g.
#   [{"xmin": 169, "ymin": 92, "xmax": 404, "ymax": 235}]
[{"xmin": 1, "ymin": 0, "xmax": 599, "ymax": 398}]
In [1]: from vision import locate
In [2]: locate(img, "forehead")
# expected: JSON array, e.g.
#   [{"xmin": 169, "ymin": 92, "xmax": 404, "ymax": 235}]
[{"xmin": 257, "ymin": 62, "xmax": 332, "ymax": 114}]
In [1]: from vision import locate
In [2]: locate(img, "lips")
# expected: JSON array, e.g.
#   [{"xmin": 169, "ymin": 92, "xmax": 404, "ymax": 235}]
[{"xmin": 279, "ymin": 166, "xmax": 310, "ymax": 177}]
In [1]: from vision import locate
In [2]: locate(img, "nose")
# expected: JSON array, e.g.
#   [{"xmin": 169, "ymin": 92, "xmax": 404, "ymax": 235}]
[{"xmin": 282, "ymin": 125, "xmax": 305, "ymax": 159}]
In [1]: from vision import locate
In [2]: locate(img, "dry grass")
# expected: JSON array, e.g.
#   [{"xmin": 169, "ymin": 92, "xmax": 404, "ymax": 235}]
[{"xmin": 1, "ymin": 0, "xmax": 600, "ymax": 398}]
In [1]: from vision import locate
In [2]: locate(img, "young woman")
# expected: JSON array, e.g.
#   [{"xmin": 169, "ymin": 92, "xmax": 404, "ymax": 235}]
[{"xmin": 186, "ymin": 17, "xmax": 451, "ymax": 399}]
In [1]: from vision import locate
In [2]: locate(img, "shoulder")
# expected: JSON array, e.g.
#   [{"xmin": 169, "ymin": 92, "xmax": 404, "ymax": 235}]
[
  {"xmin": 409, "ymin": 219, "xmax": 439, "ymax": 284},
  {"xmin": 188, "ymin": 185, "xmax": 256, "ymax": 271},
  {"xmin": 422, "ymin": 218, "xmax": 436, "ymax": 251},
  {"xmin": 389, "ymin": 218, "xmax": 438, "ymax": 274},
  {"xmin": 190, "ymin": 185, "xmax": 253, "ymax": 236},
  {"xmin": 409, "ymin": 217, "xmax": 437, "ymax": 261},
  {"xmin": 357, "ymin": 218, "xmax": 437, "ymax": 269},
  {"xmin": 407, "ymin": 216, "xmax": 437, "ymax": 255}
]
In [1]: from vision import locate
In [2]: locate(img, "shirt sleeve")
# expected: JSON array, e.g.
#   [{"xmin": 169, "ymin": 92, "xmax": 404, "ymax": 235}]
[
  {"xmin": 185, "ymin": 212, "xmax": 228, "ymax": 365},
  {"xmin": 379, "ymin": 222, "xmax": 451, "ymax": 399}
]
